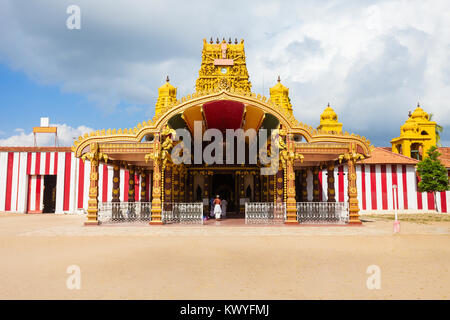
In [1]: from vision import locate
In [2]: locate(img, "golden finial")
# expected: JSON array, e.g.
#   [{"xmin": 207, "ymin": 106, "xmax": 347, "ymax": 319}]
[
  {"xmin": 166, "ymin": 75, "xmax": 169, "ymax": 82},
  {"xmin": 277, "ymin": 75, "xmax": 281, "ymax": 83},
  {"xmin": 210, "ymin": 37, "xmax": 213, "ymax": 44}
]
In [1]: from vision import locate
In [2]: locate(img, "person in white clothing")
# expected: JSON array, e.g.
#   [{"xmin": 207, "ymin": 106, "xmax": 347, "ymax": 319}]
[{"xmin": 213, "ymin": 195, "xmax": 222, "ymax": 220}]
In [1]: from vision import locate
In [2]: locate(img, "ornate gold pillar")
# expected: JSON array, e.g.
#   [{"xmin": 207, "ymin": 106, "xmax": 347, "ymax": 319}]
[
  {"xmin": 149, "ymin": 135, "xmax": 163, "ymax": 225},
  {"xmin": 339, "ymin": 143, "xmax": 362, "ymax": 224},
  {"xmin": 112, "ymin": 162, "xmax": 120, "ymax": 203},
  {"xmin": 285, "ymin": 161, "xmax": 297, "ymax": 224},
  {"xmin": 202, "ymin": 171, "xmax": 211, "ymax": 213},
  {"xmin": 313, "ymin": 167, "xmax": 320, "ymax": 202},
  {"xmin": 327, "ymin": 162, "xmax": 336, "ymax": 203},
  {"xmin": 84, "ymin": 143, "xmax": 106, "ymax": 225},
  {"xmin": 347, "ymin": 157, "xmax": 361, "ymax": 224}
]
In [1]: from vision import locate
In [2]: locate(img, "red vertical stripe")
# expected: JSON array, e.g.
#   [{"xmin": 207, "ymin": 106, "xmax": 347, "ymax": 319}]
[
  {"xmin": 26, "ymin": 152, "xmax": 32, "ymax": 175},
  {"xmin": 381, "ymin": 165, "xmax": 388, "ymax": 210},
  {"xmin": 124, "ymin": 170, "xmax": 129, "ymax": 202},
  {"xmin": 5, "ymin": 153, "xmax": 14, "ymax": 211},
  {"xmin": 416, "ymin": 175, "xmax": 423, "ymax": 210},
  {"xmin": 440, "ymin": 191, "xmax": 447, "ymax": 213},
  {"xmin": 63, "ymin": 153, "xmax": 71, "ymax": 211},
  {"xmin": 391, "ymin": 165, "xmax": 399, "ymax": 210},
  {"xmin": 45, "ymin": 152, "xmax": 51, "ymax": 175},
  {"xmin": 53, "ymin": 152, "xmax": 58, "ymax": 175},
  {"xmin": 402, "ymin": 165, "xmax": 408, "ymax": 209},
  {"xmin": 77, "ymin": 159, "xmax": 85, "ymax": 209},
  {"xmin": 35, "ymin": 175, "xmax": 42, "ymax": 212},
  {"xmin": 102, "ymin": 165, "xmax": 108, "ymax": 203},
  {"xmin": 361, "ymin": 165, "xmax": 366, "ymax": 210},
  {"xmin": 26, "ymin": 175, "xmax": 32, "ymax": 213},
  {"xmin": 427, "ymin": 192, "xmax": 435, "ymax": 210},
  {"xmin": 318, "ymin": 170, "xmax": 323, "ymax": 201},
  {"xmin": 370, "ymin": 165, "xmax": 377, "ymax": 210},
  {"xmin": 338, "ymin": 165, "xmax": 344, "ymax": 202},
  {"xmin": 35, "ymin": 152, "xmax": 41, "ymax": 175}
]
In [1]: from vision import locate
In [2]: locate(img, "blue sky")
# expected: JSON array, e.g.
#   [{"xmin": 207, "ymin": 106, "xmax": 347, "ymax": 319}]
[{"xmin": 0, "ymin": 0, "xmax": 449, "ymax": 147}]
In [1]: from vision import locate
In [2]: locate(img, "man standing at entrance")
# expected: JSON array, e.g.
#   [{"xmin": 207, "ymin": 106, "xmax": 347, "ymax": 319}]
[{"xmin": 213, "ymin": 195, "xmax": 222, "ymax": 220}]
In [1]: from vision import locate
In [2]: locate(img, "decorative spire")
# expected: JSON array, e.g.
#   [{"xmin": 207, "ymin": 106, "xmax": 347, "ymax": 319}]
[
  {"xmin": 155, "ymin": 77, "xmax": 177, "ymax": 116},
  {"xmin": 269, "ymin": 77, "xmax": 292, "ymax": 114},
  {"xmin": 317, "ymin": 103, "xmax": 342, "ymax": 133}
]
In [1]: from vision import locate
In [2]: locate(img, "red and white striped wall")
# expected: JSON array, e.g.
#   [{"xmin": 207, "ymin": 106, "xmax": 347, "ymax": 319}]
[
  {"xmin": 0, "ymin": 149, "xmax": 448, "ymax": 214},
  {"xmin": 312, "ymin": 164, "xmax": 449, "ymax": 213}
]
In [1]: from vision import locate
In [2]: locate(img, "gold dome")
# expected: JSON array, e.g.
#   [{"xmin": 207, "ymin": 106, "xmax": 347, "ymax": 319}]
[{"xmin": 317, "ymin": 103, "xmax": 342, "ymax": 133}]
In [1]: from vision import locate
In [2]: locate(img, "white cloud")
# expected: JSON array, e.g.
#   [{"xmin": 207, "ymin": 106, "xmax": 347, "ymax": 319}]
[
  {"xmin": 0, "ymin": 0, "xmax": 448, "ymax": 146},
  {"xmin": 0, "ymin": 123, "xmax": 94, "ymax": 147}
]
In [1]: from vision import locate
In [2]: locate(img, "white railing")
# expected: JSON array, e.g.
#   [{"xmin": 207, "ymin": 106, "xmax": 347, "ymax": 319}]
[
  {"xmin": 296, "ymin": 202, "xmax": 349, "ymax": 224},
  {"xmin": 245, "ymin": 202, "xmax": 286, "ymax": 224},
  {"xmin": 162, "ymin": 202, "xmax": 204, "ymax": 224},
  {"xmin": 98, "ymin": 202, "xmax": 152, "ymax": 223}
]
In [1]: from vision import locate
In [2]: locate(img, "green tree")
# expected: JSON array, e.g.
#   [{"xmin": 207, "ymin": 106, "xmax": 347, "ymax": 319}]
[{"xmin": 416, "ymin": 146, "xmax": 449, "ymax": 212}]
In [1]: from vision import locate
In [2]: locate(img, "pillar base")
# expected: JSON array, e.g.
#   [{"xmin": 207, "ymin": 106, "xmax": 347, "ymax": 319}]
[
  {"xmin": 150, "ymin": 221, "xmax": 164, "ymax": 225},
  {"xmin": 84, "ymin": 221, "xmax": 100, "ymax": 226},
  {"xmin": 348, "ymin": 220, "xmax": 362, "ymax": 225},
  {"xmin": 285, "ymin": 220, "xmax": 299, "ymax": 225}
]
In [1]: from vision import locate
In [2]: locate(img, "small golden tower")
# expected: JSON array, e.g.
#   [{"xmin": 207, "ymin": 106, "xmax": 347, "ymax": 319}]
[
  {"xmin": 269, "ymin": 76, "xmax": 293, "ymax": 115},
  {"xmin": 317, "ymin": 103, "xmax": 343, "ymax": 133},
  {"xmin": 391, "ymin": 103, "xmax": 437, "ymax": 160},
  {"xmin": 195, "ymin": 38, "xmax": 251, "ymax": 92},
  {"xmin": 155, "ymin": 76, "xmax": 177, "ymax": 116}
]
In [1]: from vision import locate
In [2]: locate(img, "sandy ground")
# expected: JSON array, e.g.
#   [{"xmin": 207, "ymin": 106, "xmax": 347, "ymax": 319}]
[{"xmin": 0, "ymin": 213, "xmax": 449, "ymax": 300}]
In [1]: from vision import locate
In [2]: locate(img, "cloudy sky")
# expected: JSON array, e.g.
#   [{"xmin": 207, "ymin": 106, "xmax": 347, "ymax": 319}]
[{"xmin": 0, "ymin": 0, "xmax": 449, "ymax": 147}]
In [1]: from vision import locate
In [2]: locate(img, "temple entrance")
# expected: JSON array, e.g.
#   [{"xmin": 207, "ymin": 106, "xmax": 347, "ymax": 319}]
[
  {"xmin": 212, "ymin": 173, "xmax": 237, "ymax": 215},
  {"xmin": 42, "ymin": 175, "xmax": 56, "ymax": 213}
]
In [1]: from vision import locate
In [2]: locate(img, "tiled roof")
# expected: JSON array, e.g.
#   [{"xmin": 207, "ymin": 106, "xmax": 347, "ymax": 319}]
[
  {"xmin": 359, "ymin": 147, "xmax": 419, "ymax": 165},
  {"xmin": 438, "ymin": 147, "xmax": 450, "ymax": 168}
]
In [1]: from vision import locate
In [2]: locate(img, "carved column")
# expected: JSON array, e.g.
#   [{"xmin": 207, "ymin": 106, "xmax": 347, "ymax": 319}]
[
  {"xmin": 327, "ymin": 162, "xmax": 336, "ymax": 203},
  {"xmin": 347, "ymin": 157, "xmax": 361, "ymax": 224},
  {"xmin": 172, "ymin": 166, "xmax": 180, "ymax": 203},
  {"xmin": 179, "ymin": 166, "xmax": 186, "ymax": 203},
  {"xmin": 312, "ymin": 167, "xmax": 320, "ymax": 202},
  {"xmin": 141, "ymin": 170, "xmax": 148, "ymax": 202},
  {"xmin": 202, "ymin": 171, "xmax": 211, "ymax": 214},
  {"xmin": 275, "ymin": 169, "xmax": 284, "ymax": 203},
  {"xmin": 150, "ymin": 135, "xmax": 163, "ymax": 225},
  {"xmin": 188, "ymin": 171, "xmax": 194, "ymax": 202},
  {"xmin": 164, "ymin": 164, "xmax": 173, "ymax": 210},
  {"xmin": 301, "ymin": 170, "xmax": 308, "ymax": 201},
  {"xmin": 112, "ymin": 163, "xmax": 120, "ymax": 203},
  {"xmin": 254, "ymin": 174, "xmax": 261, "ymax": 202},
  {"xmin": 128, "ymin": 166, "xmax": 135, "ymax": 202},
  {"xmin": 85, "ymin": 143, "xmax": 100, "ymax": 225},
  {"xmin": 238, "ymin": 171, "xmax": 246, "ymax": 213}
]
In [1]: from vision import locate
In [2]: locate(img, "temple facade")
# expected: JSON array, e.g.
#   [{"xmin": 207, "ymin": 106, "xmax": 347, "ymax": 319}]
[{"xmin": 0, "ymin": 39, "xmax": 448, "ymax": 222}]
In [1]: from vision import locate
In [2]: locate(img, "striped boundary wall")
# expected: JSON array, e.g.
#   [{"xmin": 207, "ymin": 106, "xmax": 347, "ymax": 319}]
[{"xmin": 0, "ymin": 150, "xmax": 448, "ymax": 214}]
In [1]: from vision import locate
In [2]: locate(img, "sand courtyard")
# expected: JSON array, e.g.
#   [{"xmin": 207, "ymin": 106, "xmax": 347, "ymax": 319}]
[{"xmin": 0, "ymin": 213, "xmax": 449, "ymax": 300}]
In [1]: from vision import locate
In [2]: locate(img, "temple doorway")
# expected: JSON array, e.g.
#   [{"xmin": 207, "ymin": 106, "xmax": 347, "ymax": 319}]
[
  {"xmin": 212, "ymin": 173, "xmax": 237, "ymax": 215},
  {"xmin": 42, "ymin": 175, "xmax": 56, "ymax": 213}
]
